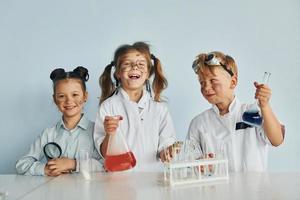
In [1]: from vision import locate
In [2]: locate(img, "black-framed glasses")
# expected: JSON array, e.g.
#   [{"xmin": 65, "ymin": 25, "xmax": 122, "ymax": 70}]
[
  {"xmin": 120, "ymin": 60, "xmax": 148, "ymax": 72},
  {"xmin": 192, "ymin": 53, "xmax": 234, "ymax": 76}
]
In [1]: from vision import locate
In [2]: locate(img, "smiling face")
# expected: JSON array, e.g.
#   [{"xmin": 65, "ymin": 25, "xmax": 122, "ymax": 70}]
[
  {"xmin": 116, "ymin": 50, "xmax": 149, "ymax": 93},
  {"xmin": 53, "ymin": 79, "xmax": 88, "ymax": 119},
  {"xmin": 198, "ymin": 67, "xmax": 237, "ymax": 109}
]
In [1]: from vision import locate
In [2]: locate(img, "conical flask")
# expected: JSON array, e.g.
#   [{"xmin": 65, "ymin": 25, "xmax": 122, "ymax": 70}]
[
  {"xmin": 104, "ymin": 121, "xmax": 136, "ymax": 172},
  {"xmin": 242, "ymin": 72, "xmax": 271, "ymax": 127}
]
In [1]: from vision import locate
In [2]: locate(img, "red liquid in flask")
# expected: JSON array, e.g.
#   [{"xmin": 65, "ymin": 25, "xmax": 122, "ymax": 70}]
[{"xmin": 104, "ymin": 151, "xmax": 136, "ymax": 172}]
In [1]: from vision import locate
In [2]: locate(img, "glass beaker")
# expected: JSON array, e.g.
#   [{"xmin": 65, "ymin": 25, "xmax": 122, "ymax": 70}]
[
  {"xmin": 79, "ymin": 149, "xmax": 92, "ymax": 180},
  {"xmin": 104, "ymin": 117, "xmax": 136, "ymax": 172},
  {"xmin": 242, "ymin": 72, "xmax": 271, "ymax": 127},
  {"xmin": 0, "ymin": 186, "xmax": 8, "ymax": 200}
]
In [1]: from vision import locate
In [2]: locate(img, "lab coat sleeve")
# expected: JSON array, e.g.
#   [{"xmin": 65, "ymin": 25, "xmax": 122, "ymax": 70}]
[
  {"xmin": 93, "ymin": 105, "xmax": 109, "ymax": 158},
  {"xmin": 186, "ymin": 117, "xmax": 202, "ymax": 144},
  {"xmin": 186, "ymin": 116, "xmax": 205, "ymax": 159},
  {"xmin": 91, "ymin": 144, "xmax": 104, "ymax": 171},
  {"xmin": 157, "ymin": 105, "xmax": 177, "ymax": 153},
  {"xmin": 256, "ymin": 126, "xmax": 271, "ymax": 145},
  {"xmin": 15, "ymin": 129, "xmax": 49, "ymax": 176}
]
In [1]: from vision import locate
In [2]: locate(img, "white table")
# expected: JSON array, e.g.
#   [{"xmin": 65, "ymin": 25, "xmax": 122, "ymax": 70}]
[
  {"xmin": 0, "ymin": 175, "xmax": 53, "ymax": 200},
  {"xmin": 9, "ymin": 171, "xmax": 300, "ymax": 200}
]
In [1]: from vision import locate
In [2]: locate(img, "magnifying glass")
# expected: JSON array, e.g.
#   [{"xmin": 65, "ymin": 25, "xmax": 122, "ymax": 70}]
[{"xmin": 43, "ymin": 142, "xmax": 62, "ymax": 160}]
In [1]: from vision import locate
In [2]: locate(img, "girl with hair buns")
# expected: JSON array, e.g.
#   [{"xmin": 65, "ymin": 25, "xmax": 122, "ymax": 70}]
[
  {"xmin": 16, "ymin": 66, "xmax": 101, "ymax": 176},
  {"xmin": 94, "ymin": 42, "xmax": 177, "ymax": 171}
]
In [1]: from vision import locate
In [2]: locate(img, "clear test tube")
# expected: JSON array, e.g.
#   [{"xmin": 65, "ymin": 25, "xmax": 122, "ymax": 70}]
[{"xmin": 202, "ymin": 140, "xmax": 209, "ymax": 177}]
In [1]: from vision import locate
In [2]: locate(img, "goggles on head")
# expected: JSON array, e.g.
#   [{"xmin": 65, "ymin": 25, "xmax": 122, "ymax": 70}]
[{"xmin": 192, "ymin": 53, "xmax": 234, "ymax": 76}]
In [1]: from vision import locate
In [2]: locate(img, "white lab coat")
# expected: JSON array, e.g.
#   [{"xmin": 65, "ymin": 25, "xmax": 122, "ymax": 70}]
[
  {"xmin": 94, "ymin": 88, "xmax": 176, "ymax": 171},
  {"xmin": 187, "ymin": 97, "xmax": 272, "ymax": 172}
]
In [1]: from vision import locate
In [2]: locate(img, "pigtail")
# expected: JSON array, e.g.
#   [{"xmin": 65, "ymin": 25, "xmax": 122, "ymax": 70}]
[
  {"xmin": 99, "ymin": 62, "xmax": 116, "ymax": 104},
  {"xmin": 151, "ymin": 54, "xmax": 168, "ymax": 102},
  {"xmin": 146, "ymin": 79, "xmax": 152, "ymax": 97},
  {"xmin": 50, "ymin": 68, "xmax": 65, "ymax": 81},
  {"xmin": 73, "ymin": 66, "xmax": 89, "ymax": 81}
]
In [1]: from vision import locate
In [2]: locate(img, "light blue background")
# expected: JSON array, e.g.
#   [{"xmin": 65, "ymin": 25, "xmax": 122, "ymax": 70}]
[{"xmin": 0, "ymin": 0, "xmax": 299, "ymax": 173}]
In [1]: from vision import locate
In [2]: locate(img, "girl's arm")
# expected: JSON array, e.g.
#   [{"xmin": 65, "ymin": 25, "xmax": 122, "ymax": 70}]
[
  {"xmin": 100, "ymin": 116, "xmax": 122, "ymax": 157},
  {"xmin": 100, "ymin": 134, "xmax": 110, "ymax": 158},
  {"xmin": 158, "ymin": 106, "xmax": 177, "ymax": 161},
  {"xmin": 94, "ymin": 108, "xmax": 122, "ymax": 158},
  {"xmin": 94, "ymin": 108, "xmax": 108, "ymax": 158},
  {"xmin": 15, "ymin": 129, "xmax": 48, "ymax": 176}
]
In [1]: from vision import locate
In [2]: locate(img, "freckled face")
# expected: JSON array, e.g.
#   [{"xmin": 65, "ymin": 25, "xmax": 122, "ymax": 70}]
[
  {"xmin": 198, "ymin": 67, "xmax": 235, "ymax": 105},
  {"xmin": 53, "ymin": 79, "xmax": 87, "ymax": 119},
  {"xmin": 116, "ymin": 51, "xmax": 149, "ymax": 92}
]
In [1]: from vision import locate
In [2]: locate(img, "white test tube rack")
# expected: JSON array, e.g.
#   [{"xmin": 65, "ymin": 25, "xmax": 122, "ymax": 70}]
[{"xmin": 164, "ymin": 158, "xmax": 229, "ymax": 186}]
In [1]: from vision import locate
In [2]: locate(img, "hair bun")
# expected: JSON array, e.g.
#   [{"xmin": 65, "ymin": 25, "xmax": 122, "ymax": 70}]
[
  {"xmin": 50, "ymin": 68, "xmax": 65, "ymax": 81},
  {"xmin": 73, "ymin": 66, "xmax": 89, "ymax": 81}
]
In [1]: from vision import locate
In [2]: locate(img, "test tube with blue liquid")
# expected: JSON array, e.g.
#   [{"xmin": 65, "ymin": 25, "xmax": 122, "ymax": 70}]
[{"xmin": 242, "ymin": 72, "xmax": 271, "ymax": 127}]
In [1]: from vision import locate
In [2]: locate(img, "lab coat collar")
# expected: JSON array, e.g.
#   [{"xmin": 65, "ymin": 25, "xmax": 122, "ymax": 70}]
[
  {"xmin": 118, "ymin": 87, "xmax": 150, "ymax": 109},
  {"xmin": 212, "ymin": 96, "xmax": 240, "ymax": 116}
]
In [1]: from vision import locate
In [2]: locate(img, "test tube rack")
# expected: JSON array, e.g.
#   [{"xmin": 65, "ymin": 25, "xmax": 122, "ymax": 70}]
[{"xmin": 164, "ymin": 158, "xmax": 229, "ymax": 186}]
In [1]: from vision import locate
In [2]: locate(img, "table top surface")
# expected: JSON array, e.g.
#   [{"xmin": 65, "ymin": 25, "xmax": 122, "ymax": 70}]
[
  {"xmin": 1, "ymin": 172, "xmax": 300, "ymax": 200},
  {"xmin": 0, "ymin": 174, "xmax": 53, "ymax": 200}
]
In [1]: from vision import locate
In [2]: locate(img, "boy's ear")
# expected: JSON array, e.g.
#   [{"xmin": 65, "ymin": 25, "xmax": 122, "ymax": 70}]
[{"xmin": 230, "ymin": 75, "xmax": 238, "ymax": 89}]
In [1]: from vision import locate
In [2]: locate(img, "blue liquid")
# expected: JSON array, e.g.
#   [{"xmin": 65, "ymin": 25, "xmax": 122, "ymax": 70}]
[{"xmin": 242, "ymin": 111, "xmax": 263, "ymax": 126}]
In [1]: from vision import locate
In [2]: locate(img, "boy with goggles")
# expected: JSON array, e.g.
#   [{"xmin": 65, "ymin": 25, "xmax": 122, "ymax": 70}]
[{"xmin": 187, "ymin": 51, "xmax": 284, "ymax": 171}]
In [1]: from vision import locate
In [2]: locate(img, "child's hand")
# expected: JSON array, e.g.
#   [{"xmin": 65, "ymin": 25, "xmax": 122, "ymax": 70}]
[
  {"xmin": 44, "ymin": 164, "xmax": 62, "ymax": 177},
  {"xmin": 44, "ymin": 163, "xmax": 69, "ymax": 177},
  {"xmin": 46, "ymin": 157, "xmax": 76, "ymax": 175},
  {"xmin": 159, "ymin": 145, "xmax": 174, "ymax": 163},
  {"xmin": 254, "ymin": 82, "xmax": 272, "ymax": 109},
  {"xmin": 104, "ymin": 115, "xmax": 123, "ymax": 135}
]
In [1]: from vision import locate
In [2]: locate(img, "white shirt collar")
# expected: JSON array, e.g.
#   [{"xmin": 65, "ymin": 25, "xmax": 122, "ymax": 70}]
[{"xmin": 57, "ymin": 114, "xmax": 89, "ymax": 132}]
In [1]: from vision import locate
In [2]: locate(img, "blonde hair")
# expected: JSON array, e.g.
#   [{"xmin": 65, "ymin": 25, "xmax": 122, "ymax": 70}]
[
  {"xmin": 193, "ymin": 51, "xmax": 238, "ymax": 77},
  {"xmin": 99, "ymin": 42, "xmax": 168, "ymax": 104}
]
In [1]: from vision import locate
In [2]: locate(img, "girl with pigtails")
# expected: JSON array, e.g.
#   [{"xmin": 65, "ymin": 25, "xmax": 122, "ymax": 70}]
[
  {"xmin": 16, "ymin": 67, "xmax": 101, "ymax": 176},
  {"xmin": 94, "ymin": 42, "xmax": 177, "ymax": 171}
]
